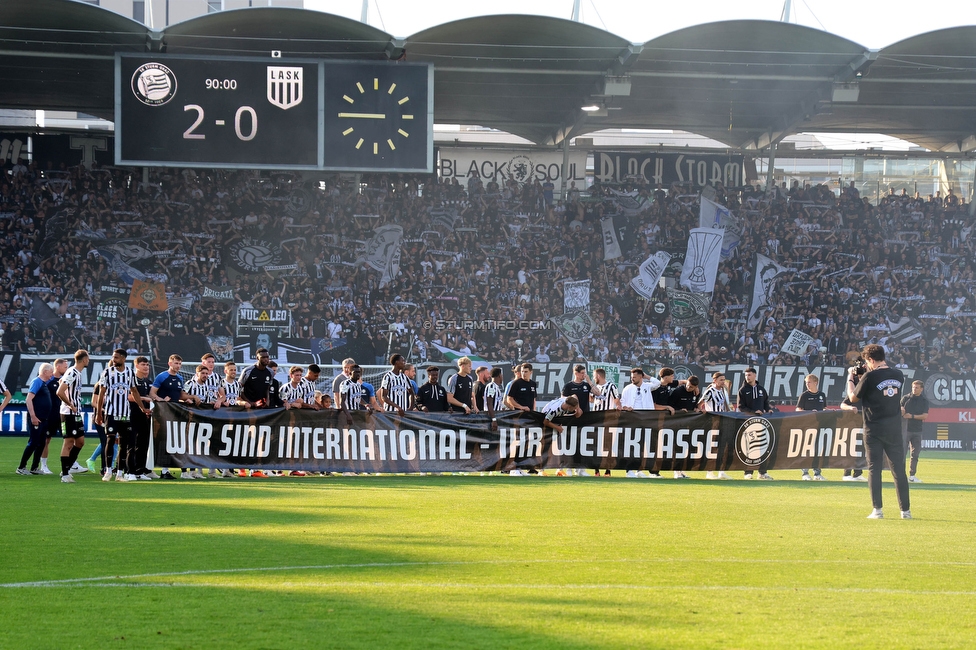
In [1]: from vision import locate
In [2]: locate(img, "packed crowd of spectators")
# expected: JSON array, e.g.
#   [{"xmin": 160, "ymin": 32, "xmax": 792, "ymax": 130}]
[{"xmin": 1, "ymin": 158, "xmax": 974, "ymax": 375}]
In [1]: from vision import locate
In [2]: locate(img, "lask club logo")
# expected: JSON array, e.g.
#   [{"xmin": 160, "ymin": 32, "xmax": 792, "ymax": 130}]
[{"xmin": 267, "ymin": 66, "xmax": 303, "ymax": 110}]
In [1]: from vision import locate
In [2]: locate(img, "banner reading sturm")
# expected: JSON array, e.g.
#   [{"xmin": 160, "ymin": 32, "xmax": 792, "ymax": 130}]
[{"xmin": 153, "ymin": 403, "xmax": 866, "ymax": 474}]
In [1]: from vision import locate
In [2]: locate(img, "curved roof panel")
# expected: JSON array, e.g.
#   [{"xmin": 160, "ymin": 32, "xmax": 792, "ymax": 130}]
[
  {"xmin": 406, "ymin": 15, "xmax": 630, "ymax": 143},
  {"xmin": 0, "ymin": 0, "xmax": 148, "ymax": 119},
  {"xmin": 161, "ymin": 7, "xmax": 394, "ymax": 59},
  {"xmin": 805, "ymin": 26, "xmax": 976, "ymax": 151},
  {"xmin": 1, "ymin": 2, "xmax": 975, "ymax": 152}
]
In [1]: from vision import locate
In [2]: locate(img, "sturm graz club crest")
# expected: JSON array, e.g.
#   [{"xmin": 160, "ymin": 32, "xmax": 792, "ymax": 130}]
[
  {"xmin": 735, "ymin": 417, "xmax": 776, "ymax": 468},
  {"xmin": 131, "ymin": 62, "xmax": 177, "ymax": 106},
  {"xmin": 228, "ymin": 238, "xmax": 281, "ymax": 273}
]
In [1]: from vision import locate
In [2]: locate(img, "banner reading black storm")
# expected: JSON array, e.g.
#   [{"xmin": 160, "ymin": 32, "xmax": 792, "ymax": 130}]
[{"xmin": 153, "ymin": 403, "xmax": 867, "ymax": 474}]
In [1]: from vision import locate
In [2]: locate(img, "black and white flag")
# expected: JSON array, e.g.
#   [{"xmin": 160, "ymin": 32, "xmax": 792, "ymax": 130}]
[
  {"xmin": 747, "ymin": 253, "xmax": 790, "ymax": 329},
  {"xmin": 680, "ymin": 228, "xmax": 723, "ymax": 293}
]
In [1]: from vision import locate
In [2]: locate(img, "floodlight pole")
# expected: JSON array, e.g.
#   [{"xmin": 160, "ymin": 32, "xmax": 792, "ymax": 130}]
[
  {"xmin": 765, "ymin": 143, "xmax": 777, "ymax": 197},
  {"xmin": 571, "ymin": 0, "xmax": 581, "ymax": 22}
]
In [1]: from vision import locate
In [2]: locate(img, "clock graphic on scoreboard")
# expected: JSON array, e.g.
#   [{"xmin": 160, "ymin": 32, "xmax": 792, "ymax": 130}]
[{"xmin": 323, "ymin": 62, "xmax": 432, "ymax": 172}]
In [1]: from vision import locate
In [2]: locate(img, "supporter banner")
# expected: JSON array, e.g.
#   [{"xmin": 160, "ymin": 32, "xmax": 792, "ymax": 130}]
[
  {"xmin": 95, "ymin": 301, "xmax": 121, "ymax": 323},
  {"xmin": 630, "ymin": 251, "xmax": 671, "ymax": 300},
  {"xmin": 563, "ymin": 280, "xmax": 591, "ymax": 312},
  {"xmin": 226, "ymin": 237, "xmax": 284, "ymax": 275},
  {"xmin": 587, "ymin": 362, "xmax": 621, "ymax": 389},
  {"xmin": 238, "ymin": 308, "xmax": 291, "ymax": 326},
  {"xmin": 550, "ymin": 311, "xmax": 598, "ymax": 344},
  {"xmin": 0, "ymin": 352, "xmax": 20, "ymax": 393},
  {"xmin": 359, "ymin": 224, "xmax": 403, "ymax": 288},
  {"xmin": 437, "ymin": 148, "xmax": 587, "ymax": 185},
  {"xmin": 667, "ymin": 289, "xmax": 711, "ymax": 328},
  {"xmin": 129, "ymin": 279, "xmax": 168, "ymax": 311},
  {"xmin": 152, "ymin": 403, "xmax": 868, "ymax": 473},
  {"xmin": 747, "ymin": 253, "xmax": 790, "ymax": 329},
  {"xmin": 680, "ymin": 228, "xmax": 723, "ymax": 293},
  {"xmin": 601, "ymin": 217, "xmax": 622, "ymax": 260},
  {"xmin": 201, "ymin": 285, "xmax": 236, "ymax": 304},
  {"xmin": 594, "ymin": 152, "xmax": 745, "ymax": 188},
  {"xmin": 782, "ymin": 329, "xmax": 814, "ymax": 357},
  {"xmin": 29, "ymin": 133, "xmax": 114, "ymax": 169},
  {"xmin": 699, "ymin": 196, "xmax": 742, "ymax": 260}
]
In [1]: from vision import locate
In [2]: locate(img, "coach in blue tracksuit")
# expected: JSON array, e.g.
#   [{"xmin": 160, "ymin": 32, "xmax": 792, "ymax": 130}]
[{"xmin": 18, "ymin": 363, "xmax": 54, "ymax": 475}]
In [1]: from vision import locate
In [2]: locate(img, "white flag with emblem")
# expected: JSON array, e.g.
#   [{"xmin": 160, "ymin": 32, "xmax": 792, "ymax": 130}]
[
  {"xmin": 782, "ymin": 329, "xmax": 814, "ymax": 356},
  {"xmin": 679, "ymin": 228, "xmax": 723, "ymax": 293},
  {"xmin": 630, "ymin": 251, "xmax": 671, "ymax": 300},
  {"xmin": 267, "ymin": 67, "xmax": 303, "ymax": 110}
]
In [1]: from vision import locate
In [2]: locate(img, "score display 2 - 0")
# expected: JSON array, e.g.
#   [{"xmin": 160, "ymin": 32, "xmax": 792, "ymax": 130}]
[{"xmin": 116, "ymin": 55, "xmax": 433, "ymax": 172}]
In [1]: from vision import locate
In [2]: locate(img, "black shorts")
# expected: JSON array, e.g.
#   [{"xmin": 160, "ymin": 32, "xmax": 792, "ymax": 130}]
[
  {"xmin": 61, "ymin": 414, "xmax": 85, "ymax": 439},
  {"xmin": 105, "ymin": 415, "xmax": 132, "ymax": 438}
]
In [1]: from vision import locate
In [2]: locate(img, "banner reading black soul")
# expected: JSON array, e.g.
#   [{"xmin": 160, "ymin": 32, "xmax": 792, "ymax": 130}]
[{"xmin": 153, "ymin": 403, "xmax": 867, "ymax": 474}]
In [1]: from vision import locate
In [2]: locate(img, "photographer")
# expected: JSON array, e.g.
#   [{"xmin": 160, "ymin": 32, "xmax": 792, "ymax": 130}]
[{"xmin": 847, "ymin": 345, "xmax": 911, "ymax": 520}]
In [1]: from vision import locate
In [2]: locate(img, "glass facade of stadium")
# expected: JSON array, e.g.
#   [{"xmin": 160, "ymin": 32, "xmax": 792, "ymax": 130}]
[{"xmin": 757, "ymin": 155, "xmax": 976, "ymax": 207}]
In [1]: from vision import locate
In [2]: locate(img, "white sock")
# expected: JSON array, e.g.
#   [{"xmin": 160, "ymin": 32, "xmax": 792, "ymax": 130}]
[{"xmin": 40, "ymin": 458, "xmax": 49, "ymax": 469}]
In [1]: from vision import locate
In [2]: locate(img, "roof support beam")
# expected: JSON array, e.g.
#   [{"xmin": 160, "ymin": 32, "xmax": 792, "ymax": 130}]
[
  {"xmin": 542, "ymin": 43, "xmax": 643, "ymax": 146},
  {"xmin": 740, "ymin": 51, "xmax": 875, "ymax": 150}
]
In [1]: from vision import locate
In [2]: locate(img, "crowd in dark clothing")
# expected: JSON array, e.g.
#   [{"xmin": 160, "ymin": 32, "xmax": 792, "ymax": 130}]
[{"xmin": 1, "ymin": 159, "xmax": 974, "ymax": 375}]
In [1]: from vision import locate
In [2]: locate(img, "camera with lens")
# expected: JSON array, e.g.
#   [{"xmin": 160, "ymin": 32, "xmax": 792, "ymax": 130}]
[{"xmin": 849, "ymin": 358, "xmax": 867, "ymax": 378}]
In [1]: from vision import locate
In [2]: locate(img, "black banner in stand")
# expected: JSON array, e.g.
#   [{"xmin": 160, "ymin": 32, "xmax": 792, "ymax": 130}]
[{"xmin": 153, "ymin": 403, "xmax": 868, "ymax": 474}]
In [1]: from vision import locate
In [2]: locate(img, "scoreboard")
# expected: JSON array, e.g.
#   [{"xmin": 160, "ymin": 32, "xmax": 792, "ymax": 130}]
[{"xmin": 116, "ymin": 54, "xmax": 433, "ymax": 173}]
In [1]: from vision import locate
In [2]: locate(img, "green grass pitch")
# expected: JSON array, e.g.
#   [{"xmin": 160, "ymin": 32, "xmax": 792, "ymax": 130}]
[{"xmin": 1, "ymin": 437, "xmax": 974, "ymax": 649}]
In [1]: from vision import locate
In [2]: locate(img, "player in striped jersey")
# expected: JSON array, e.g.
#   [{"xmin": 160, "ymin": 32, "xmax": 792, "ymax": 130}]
[
  {"xmin": 201, "ymin": 353, "xmax": 226, "ymax": 406},
  {"xmin": 589, "ymin": 368, "xmax": 618, "ymax": 476},
  {"xmin": 339, "ymin": 366, "xmax": 368, "ymax": 424},
  {"xmin": 302, "ymin": 364, "xmax": 322, "ymax": 411},
  {"xmin": 218, "ymin": 361, "xmax": 242, "ymax": 407},
  {"xmin": 699, "ymin": 372, "xmax": 730, "ymax": 413},
  {"xmin": 540, "ymin": 395, "xmax": 580, "ymax": 432},
  {"xmin": 699, "ymin": 372, "xmax": 733, "ymax": 480},
  {"xmin": 184, "ymin": 365, "xmax": 220, "ymax": 405},
  {"xmin": 483, "ymin": 368, "xmax": 506, "ymax": 426},
  {"xmin": 378, "ymin": 354, "xmax": 414, "ymax": 415},
  {"xmin": 591, "ymin": 368, "xmax": 619, "ymax": 411},
  {"xmin": 280, "ymin": 365, "xmax": 316, "ymax": 409},
  {"xmin": 55, "ymin": 349, "xmax": 89, "ymax": 482},
  {"xmin": 182, "ymin": 365, "xmax": 218, "ymax": 479},
  {"xmin": 95, "ymin": 348, "xmax": 148, "ymax": 482}
]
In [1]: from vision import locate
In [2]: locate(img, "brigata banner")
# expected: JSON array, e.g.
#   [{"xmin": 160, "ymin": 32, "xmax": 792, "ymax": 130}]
[{"xmin": 152, "ymin": 403, "xmax": 867, "ymax": 473}]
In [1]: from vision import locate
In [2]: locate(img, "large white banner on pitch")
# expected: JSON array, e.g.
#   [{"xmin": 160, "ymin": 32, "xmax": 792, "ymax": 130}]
[{"xmin": 438, "ymin": 148, "xmax": 588, "ymax": 185}]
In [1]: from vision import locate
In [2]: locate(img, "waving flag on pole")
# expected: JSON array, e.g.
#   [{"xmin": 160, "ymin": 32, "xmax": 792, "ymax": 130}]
[
  {"xmin": 700, "ymin": 195, "xmax": 742, "ymax": 259},
  {"xmin": 680, "ymin": 228, "xmax": 723, "ymax": 293},
  {"xmin": 747, "ymin": 253, "xmax": 790, "ymax": 329},
  {"xmin": 601, "ymin": 217, "xmax": 622, "ymax": 260},
  {"xmin": 630, "ymin": 251, "xmax": 671, "ymax": 300}
]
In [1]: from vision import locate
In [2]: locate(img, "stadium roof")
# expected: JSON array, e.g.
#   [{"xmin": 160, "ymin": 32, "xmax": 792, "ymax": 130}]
[{"xmin": 2, "ymin": 0, "xmax": 976, "ymax": 152}]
